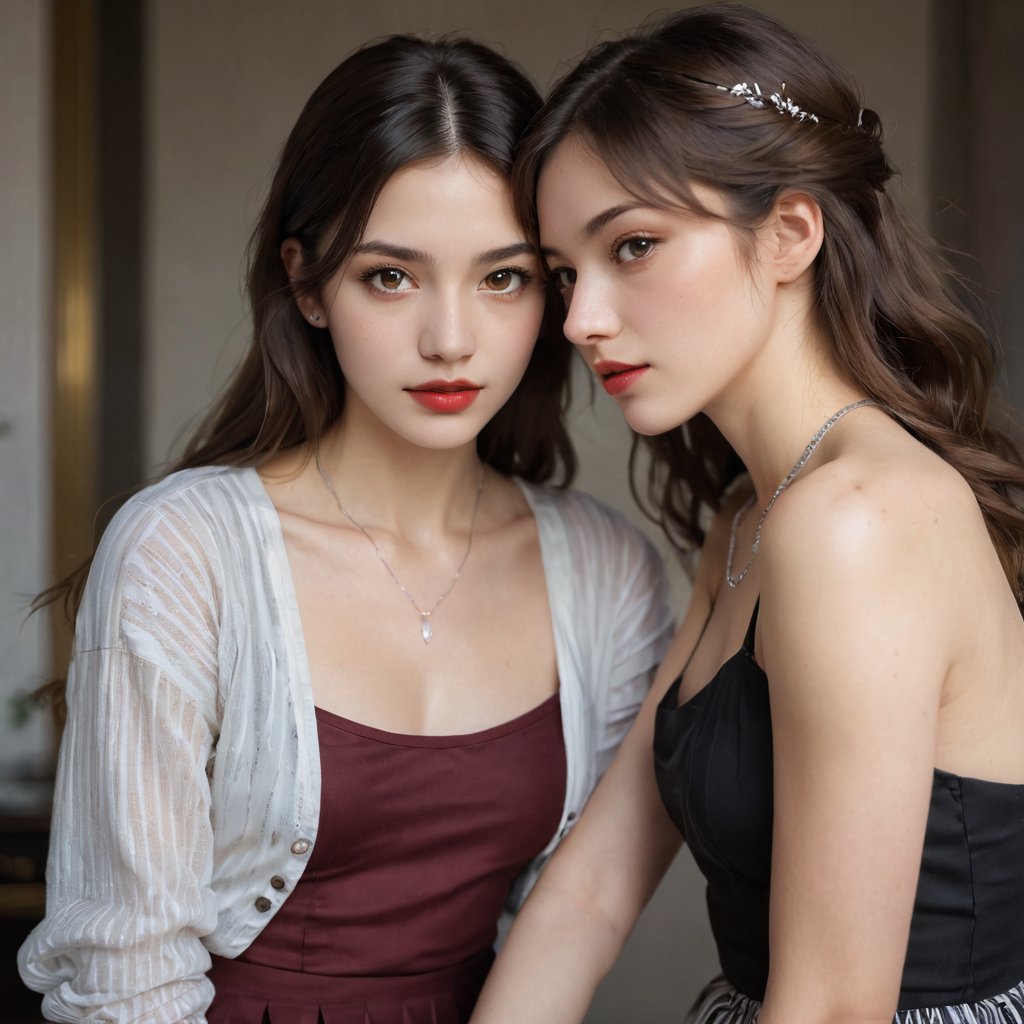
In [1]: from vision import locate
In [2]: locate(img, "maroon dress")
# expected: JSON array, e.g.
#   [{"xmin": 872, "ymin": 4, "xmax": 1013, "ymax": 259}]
[{"xmin": 207, "ymin": 693, "xmax": 566, "ymax": 1024}]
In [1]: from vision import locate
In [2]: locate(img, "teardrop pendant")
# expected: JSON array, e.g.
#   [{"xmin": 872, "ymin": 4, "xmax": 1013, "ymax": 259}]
[{"xmin": 315, "ymin": 456, "xmax": 485, "ymax": 648}]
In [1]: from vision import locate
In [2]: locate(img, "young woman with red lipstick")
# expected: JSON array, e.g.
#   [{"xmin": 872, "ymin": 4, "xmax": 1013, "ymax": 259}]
[
  {"xmin": 19, "ymin": 35, "xmax": 672, "ymax": 1024},
  {"xmin": 470, "ymin": 5, "xmax": 1024, "ymax": 1024}
]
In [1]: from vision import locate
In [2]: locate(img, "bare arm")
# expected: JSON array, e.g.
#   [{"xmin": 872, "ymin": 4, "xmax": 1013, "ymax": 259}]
[
  {"xmin": 757, "ymin": 470, "xmax": 955, "ymax": 1024},
  {"xmin": 471, "ymin": 520, "xmax": 726, "ymax": 1024},
  {"xmin": 474, "ymin": 684, "xmax": 683, "ymax": 1022}
]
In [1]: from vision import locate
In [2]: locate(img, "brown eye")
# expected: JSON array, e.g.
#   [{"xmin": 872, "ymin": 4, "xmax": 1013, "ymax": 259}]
[
  {"xmin": 616, "ymin": 237, "xmax": 656, "ymax": 262},
  {"xmin": 377, "ymin": 268, "xmax": 406, "ymax": 290},
  {"xmin": 361, "ymin": 266, "xmax": 413, "ymax": 293},
  {"xmin": 554, "ymin": 267, "xmax": 577, "ymax": 292},
  {"xmin": 481, "ymin": 268, "xmax": 526, "ymax": 293}
]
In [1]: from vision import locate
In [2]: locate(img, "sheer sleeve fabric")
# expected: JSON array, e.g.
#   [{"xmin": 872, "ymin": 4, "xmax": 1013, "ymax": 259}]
[
  {"xmin": 19, "ymin": 471, "xmax": 674, "ymax": 1012},
  {"xmin": 19, "ymin": 491, "xmax": 223, "ymax": 1023},
  {"xmin": 503, "ymin": 483, "xmax": 674, "ymax": 918},
  {"xmin": 576, "ymin": 494, "xmax": 674, "ymax": 778}
]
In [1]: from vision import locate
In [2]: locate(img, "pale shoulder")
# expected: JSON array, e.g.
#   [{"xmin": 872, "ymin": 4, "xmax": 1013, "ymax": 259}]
[
  {"xmin": 757, "ymin": 434, "xmax": 985, "ymax": 691},
  {"xmin": 762, "ymin": 436, "xmax": 980, "ymax": 585},
  {"xmin": 756, "ymin": 436, "xmax": 979, "ymax": 721}
]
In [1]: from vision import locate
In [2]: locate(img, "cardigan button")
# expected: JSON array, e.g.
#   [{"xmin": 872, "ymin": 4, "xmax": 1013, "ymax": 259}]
[
  {"xmin": 290, "ymin": 838, "xmax": 311, "ymax": 855},
  {"xmin": 270, "ymin": 875, "xmax": 286, "ymax": 890},
  {"xmin": 254, "ymin": 896, "xmax": 272, "ymax": 912}
]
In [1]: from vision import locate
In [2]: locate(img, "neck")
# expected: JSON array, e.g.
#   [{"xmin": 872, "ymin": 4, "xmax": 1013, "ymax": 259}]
[
  {"xmin": 314, "ymin": 422, "xmax": 486, "ymax": 542},
  {"xmin": 706, "ymin": 323, "xmax": 866, "ymax": 505}
]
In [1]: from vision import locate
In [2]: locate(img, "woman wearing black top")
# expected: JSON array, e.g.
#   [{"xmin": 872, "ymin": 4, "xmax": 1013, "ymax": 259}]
[{"xmin": 470, "ymin": 5, "xmax": 1024, "ymax": 1022}]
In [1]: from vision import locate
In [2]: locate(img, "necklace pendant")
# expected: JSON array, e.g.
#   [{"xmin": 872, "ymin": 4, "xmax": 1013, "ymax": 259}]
[{"xmin": 315, "ymin": 454, "xmax": 485, "ymax": 646}]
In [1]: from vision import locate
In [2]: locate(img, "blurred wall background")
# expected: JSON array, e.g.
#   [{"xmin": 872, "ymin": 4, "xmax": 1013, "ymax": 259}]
[
  {"xmin": 2, "ymin": 1, "xmax": 1021, "ymax": 1020},
  {"xmin": 1, "ymin": 1, "xmax": 50, "ymax": 780}
]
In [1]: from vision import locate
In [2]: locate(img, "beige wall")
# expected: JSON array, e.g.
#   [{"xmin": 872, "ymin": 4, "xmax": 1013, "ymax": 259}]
[
  {"xmin": 0, "ymin": 0, "xmax": 52, "ymax": 772},
  {"xmin": 143, "ymin": 2, "xmax": 935, "ymax": 1019}
]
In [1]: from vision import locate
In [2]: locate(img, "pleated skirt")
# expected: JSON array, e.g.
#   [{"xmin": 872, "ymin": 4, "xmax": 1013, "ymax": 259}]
[
  {"xmin": 206, "ymin": 949, "xmax": 493, "ymax": 1024},
  {"xmin": 686, "ymin": 975, "xmax": 1024, "ymax": 1024}
]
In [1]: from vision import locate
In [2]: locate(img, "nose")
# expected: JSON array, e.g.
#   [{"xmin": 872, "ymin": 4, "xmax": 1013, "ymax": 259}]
[
  {"xmin": 561, "ymin": 275, "xmax": 620, "ymax": 348},
  {"xmin": 418, "ymin": 291, "xmax": 476, "ymax": 364}
]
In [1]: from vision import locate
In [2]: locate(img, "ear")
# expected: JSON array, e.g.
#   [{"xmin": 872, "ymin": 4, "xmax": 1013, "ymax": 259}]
[
  {"xmin": 763, "ymin": 191, "xmax": 823, "ymax": 284},
  {"xmin": 280, "ymin": 237, "xmax": 327, "ymax": 328}
]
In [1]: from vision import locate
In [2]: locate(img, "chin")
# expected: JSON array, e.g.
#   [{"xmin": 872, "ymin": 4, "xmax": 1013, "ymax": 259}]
[
  {"xmin": 401, "ymin": 419, "xmax": 490, "ymax": 453},
  {"xmin": 621, "ymin": 406, "xmax": 689, "ymax": 438}
]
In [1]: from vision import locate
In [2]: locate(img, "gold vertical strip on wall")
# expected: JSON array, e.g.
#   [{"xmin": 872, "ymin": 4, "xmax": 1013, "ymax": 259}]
[{"xmin": 51, "ymin": 0, "xmax": 98, "ymax": 684}]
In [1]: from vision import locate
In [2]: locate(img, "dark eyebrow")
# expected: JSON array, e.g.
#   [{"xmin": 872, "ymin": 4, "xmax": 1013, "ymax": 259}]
[
  {"xmin": 476, "ymin": 242, "xmax": 536, "ymax": 264},
  {"xmin": 541, "ymin": 202, "xmax": 650, "ymax": 259},
  {"xmin": 353, "ymin": 241, "xmax": 433, "ymax": 263},
  {"xmin": 353, "ymin": 240, "xmax": 536, "ymax": 265},
  {"xmin": 582, "ymin": 202, "xmax": 648, "ymax": 238}
]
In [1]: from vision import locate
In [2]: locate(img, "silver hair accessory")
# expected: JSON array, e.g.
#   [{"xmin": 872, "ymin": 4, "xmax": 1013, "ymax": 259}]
[
  {"xmin": 315, "ymin": 451, "xmax": 485, "ymax": 643},
  {"xmin": 725, "ymin": 398, "xmax": 879, "ymax": 588},
  {"xmin": 719, "ymin": 80, "xmax": 820, "ymax": 123}
]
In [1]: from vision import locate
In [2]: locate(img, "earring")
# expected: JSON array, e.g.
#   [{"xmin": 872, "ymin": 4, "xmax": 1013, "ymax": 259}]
[{"xmin": 310, "ymin": 311, "xmax": 321, "ymax": 324}]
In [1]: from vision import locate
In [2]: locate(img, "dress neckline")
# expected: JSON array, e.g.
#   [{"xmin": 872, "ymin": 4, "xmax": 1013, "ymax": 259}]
[
  {"xmin": 664, "ymin": 598, "xmax": 763, "ymax": 713},
  {"xmin": 658, "ymin": 598, "xmax": 1024, "ymax": 790},
  {"xmin": 314, "ymin": 691, "xmax": 561, "ymax": 749}
]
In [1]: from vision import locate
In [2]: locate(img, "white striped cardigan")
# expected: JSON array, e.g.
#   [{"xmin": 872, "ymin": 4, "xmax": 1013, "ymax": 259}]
[{"xmin": 18, "ymin": 465, "xmax": 673, "ymax": 1023}]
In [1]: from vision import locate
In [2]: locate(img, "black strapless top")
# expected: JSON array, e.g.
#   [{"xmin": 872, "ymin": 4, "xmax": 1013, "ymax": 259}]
[{"xmin": 653, "ymin": 602, "xmax": 1024, "ymax": 1010}]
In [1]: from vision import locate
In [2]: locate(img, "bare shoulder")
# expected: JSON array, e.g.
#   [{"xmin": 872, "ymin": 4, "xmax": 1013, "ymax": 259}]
[
  {"xmin": 757, "ymin": 424, "xmax": 997, "ymax": 690},
  {"xmin": 754, "ymin": 417, "xmax": 1024, "ymax": 805},
  {"xmin": 762, "ymin": 430, "xmax": 983, "ymax": 588},
  {"xmin": 257, "ymin": 445, "xmax": 318, "ymax": 516}
]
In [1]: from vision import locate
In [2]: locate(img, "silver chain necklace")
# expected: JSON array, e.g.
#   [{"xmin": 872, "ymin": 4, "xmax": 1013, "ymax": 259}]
[
  {"xmin": 315, "ymin": 452, "xmax": 485, "ymax": 643},
  {"xmin": 725, "ymin": 398, "xmax": 880, "ymax": 588}
]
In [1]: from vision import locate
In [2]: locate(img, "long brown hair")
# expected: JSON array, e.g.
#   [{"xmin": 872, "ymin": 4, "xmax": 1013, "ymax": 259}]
[
  {"xmin": 182, "ymin": 33, "xmax": 573, "ymax": 481},
  {"xmin": 514, "ymin": 2, "xmax": 1024, "ymax": 597},
  {"xmin": 40, "ymin": 34, "xmax": 576, "ymax": 671}
]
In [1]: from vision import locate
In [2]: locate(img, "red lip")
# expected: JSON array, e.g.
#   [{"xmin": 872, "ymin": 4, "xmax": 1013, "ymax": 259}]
[
  {"xmin": 592, "ymin": 360, "xmax": 649, "ymax": 397},
  {"xmin": 405, "ymin": 379, "xmax": 482, "ymax": 413}
]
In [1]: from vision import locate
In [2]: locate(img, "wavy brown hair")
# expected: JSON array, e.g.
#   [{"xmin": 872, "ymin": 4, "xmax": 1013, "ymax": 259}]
[
  {"xmin": 38, "ymin": 34, "xmax": 576, "ymax": 684},
  {"xmin": 514, "ymin": 2, "xmax": 1024, "ymax": 598}
]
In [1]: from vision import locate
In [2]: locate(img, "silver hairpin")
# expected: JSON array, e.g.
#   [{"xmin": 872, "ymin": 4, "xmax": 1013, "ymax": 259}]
[{"xmin": 719, "ymin": 80, "xmax": 819, "ymax": 123}]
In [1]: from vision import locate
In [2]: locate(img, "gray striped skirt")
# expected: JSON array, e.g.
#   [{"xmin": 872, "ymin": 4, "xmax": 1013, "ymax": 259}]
[{"xmin": 685, "ymin": 976, "xmax": 1024, "ymax": 1024}]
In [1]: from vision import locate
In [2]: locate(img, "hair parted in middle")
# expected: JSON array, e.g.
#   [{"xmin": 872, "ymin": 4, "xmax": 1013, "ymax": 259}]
[
  {"xmin": 179, "ymin": 33, "xmax": 575, "ymax": 485},
  {"xmin": 514, "ymin": 2, "xmax": 1024, "ymax": 597},
  {"xmin": 36, "ymin": 34, "xmax": 579, "ymax": 673}
]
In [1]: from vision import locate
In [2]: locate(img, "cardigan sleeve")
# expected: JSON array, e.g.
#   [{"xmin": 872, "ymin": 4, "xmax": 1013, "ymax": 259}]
[
  {"xmin": 591, "ymin": 507, "xmax": 674, "ymax": 776},
  {"xmin": 497, "ymin": 485, "xmax": 674, "ymax": 929},
  {"xmin": 18, "ymin": 493, "xmax": 223, "ymax": 1024}
]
